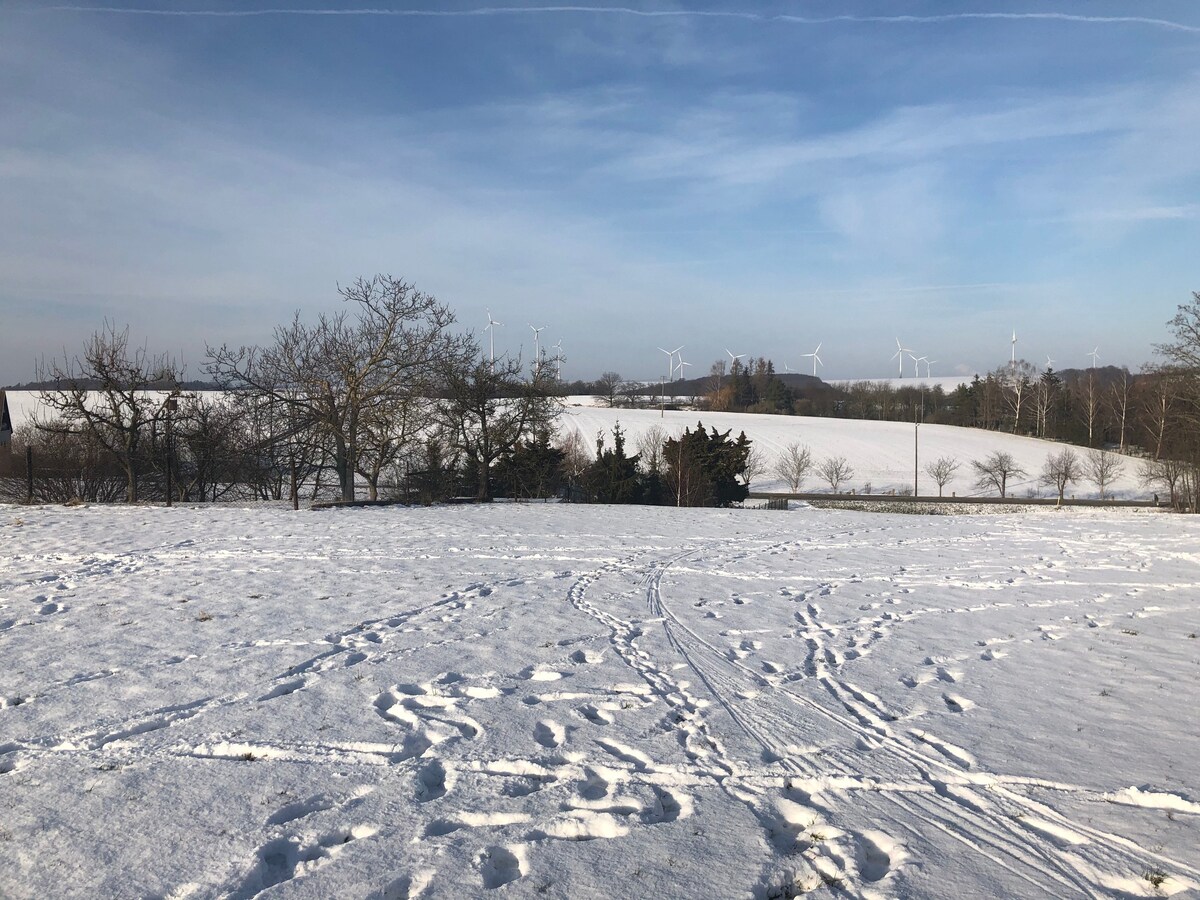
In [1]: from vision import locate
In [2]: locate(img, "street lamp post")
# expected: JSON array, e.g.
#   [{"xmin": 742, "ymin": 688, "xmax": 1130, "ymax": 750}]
[{"xmin": 163, "ymin": 394, "xmax": 178, "ymax": 507}]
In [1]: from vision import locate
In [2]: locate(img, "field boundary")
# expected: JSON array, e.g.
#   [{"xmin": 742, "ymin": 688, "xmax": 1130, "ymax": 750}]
[{"xmin": 746, "ymin": 491, "xmax": 1161, "ymax": 509}]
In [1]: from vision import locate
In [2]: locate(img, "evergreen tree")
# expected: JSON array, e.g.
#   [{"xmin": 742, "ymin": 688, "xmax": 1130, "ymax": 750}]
[
  {"xmin": 663, "ymin": 422, "xmax": 752, "ymax": 507},
  {"xmin": 493, "ymin": 430, "xmax": 565, "ymax": 499},
  {"xmin": 584, "ymin": 424, "xmax": 643, "ymax": 504}
]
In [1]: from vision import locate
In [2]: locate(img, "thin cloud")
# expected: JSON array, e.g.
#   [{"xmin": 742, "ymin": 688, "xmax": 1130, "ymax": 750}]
[{"xmin": 29, "ymin": 6, "xmax": 1200, "ymax": 35}]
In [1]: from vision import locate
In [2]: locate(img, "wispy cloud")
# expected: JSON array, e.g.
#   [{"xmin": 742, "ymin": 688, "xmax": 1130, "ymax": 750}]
[{"xmin": 27, "ymin": 6, "xmax": 1200, "ymax": 35}]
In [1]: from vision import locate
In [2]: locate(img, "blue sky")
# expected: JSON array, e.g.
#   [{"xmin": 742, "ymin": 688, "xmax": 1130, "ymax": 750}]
[{"xmin": 2, "ymin": 2, "xmax": 1198, "ymax": 385}]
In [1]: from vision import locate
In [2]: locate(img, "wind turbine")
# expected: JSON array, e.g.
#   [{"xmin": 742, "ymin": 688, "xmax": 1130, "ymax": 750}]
[
  {"xmin": 1011, "ymin": 330, "xmax": 1018, "ymax": 368},
  {"xmin": 891, "ymin": 338, "xmax": 911, "ymax": 378},
  {"xmin": 925, "ymin": 358, "xmax": 937, "ymax": 378},
  {"xmin": 801, "ymin": 342, "xmax": 823, "ymax": 376},
  {"xmin": 485, "ymin": 309, "xmax": 503, "ymax": 371},
  {"xmin": 725, "ymin": 348, "xmax": 745, "ymax": 370},
  {"xmin": 529, "ymin": 324, "xmax": 545, "ymax": 366},
  {"xmin": 677, "ymin": 354, "xmax": 692, "ymax": 381},
  {"xmin": 1088, "ymin": 347, "xmax": 1100, "ymax": 368},
  {"xmin": 658, "ymin": 345, "xmax": 682, "ymax": 382},
  {"xmin": 553, "ymin": 339, "xmax": 564, "ymax": 380},
  {"xmin": 914, "ymin": 355, "xmax": 929, "ymax": 379},
  {"xmin": 1045, "ymin": 355, "xmax": 1055, "ymax": 370}
]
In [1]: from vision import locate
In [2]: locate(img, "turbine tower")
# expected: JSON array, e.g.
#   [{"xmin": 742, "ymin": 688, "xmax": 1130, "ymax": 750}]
[
  {"xmin": 801, "ymin": 342, "xmax": 823, "ymax": 376},
  {"xmin": 1088, "ymin": 347, "xmax": 1100, "ymax": 368},
  {"xmin": 1011, "ymin": 330, "xmax": 1017, "ymax": 368},
  {"xmin": 677, "ymin": 354, "xmax": 692, "ymax": 381},
  {"xmin": 553, "ymin": 339, "xmax": 564, "ymax": 380},
  {"xmin": 529, "ymin": 324, "xmax": 546, "ymax": 369},
  {"xmin": 485, "ymin": 309, "xmax": 503, "ymax": 371},
  {"xmin": 891, "ymin": 338, "xmax": 912, "ymax": 378}
]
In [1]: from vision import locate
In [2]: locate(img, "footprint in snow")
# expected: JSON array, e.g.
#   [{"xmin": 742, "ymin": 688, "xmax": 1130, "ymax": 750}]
[
  {"xmin": 416, "ymin": 759, "xmax": 452, "ymax": 802},
  {"xmin": 855, "ymin": 829, "xmax": 908, "ymax": 883},
  {"xmin": 534, "ymin": 720, "xmax": 565, "ymax": 749},
  {"xmin": 479, "ymin": 845, "xmax": 526, "ymax": 890},
  {"xmin": 942, "ymin": 693, "xmax": 976, "ymax": 713}
]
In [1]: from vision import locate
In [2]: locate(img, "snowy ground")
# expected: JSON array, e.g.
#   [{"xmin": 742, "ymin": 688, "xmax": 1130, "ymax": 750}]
[
  {"xmin": 2, "ymin": 502, "xmax": 1197, "ymax": 899},
  {"xmin": 560, "ymin": 405, "xmax": 1147, "ymax": 499}
]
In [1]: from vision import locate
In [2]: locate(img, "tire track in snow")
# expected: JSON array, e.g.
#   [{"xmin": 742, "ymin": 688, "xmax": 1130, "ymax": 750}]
[{"xmin": 648, "ymin": 526, "xmax": 1200, "ymax": 897}]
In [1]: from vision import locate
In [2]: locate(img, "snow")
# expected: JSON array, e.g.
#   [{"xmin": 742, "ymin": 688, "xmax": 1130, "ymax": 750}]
[
  {"xmin": 826, "ymin": 376, "xmax": 977, "ymax": 392},
  {"xmin": 2, "ymin": 501, "xmax": 1198, "ymax": 898},
  {"xmin": 559, "ymin": 404, "xmax": 1147, "ymax": 498}
]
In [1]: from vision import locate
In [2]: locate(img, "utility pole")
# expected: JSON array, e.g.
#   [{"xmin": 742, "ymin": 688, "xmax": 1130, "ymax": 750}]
[
  {"xmin": 163, "ymin": 395, "xmax": 178, "ymax": 507},
  {"xmin": 914, "ymin": 421, "xmax": 919, "ymax": 498}
]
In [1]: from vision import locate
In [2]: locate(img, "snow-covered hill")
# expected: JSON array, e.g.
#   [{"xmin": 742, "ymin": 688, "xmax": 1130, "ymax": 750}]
[{"xmin": 561, "ymin": 403, "xmax": 1144, "ymax": 499}]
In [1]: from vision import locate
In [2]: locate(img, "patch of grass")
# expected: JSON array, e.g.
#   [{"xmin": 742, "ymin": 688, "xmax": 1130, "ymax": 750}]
[
  {"xmin": 1120, "ymin": 628, "xmax": 1139, "ymax": 636},
  {"xmin": 196, "ymin": 610, "xmax": 213, "ymax": 622},
  {"xmin": 1143, "ymin": 869, "xmax": 1168, "ymax": 889},
  {"xmin": 240, "ymin": 751, "xmax": 257, "ymax": 761}
]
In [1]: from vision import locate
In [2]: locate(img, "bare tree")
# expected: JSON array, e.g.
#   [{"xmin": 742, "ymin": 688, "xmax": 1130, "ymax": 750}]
[
  {"xmin": 1139, "ymin": 456, "xmax": 1191, "ymax": 510},
  {"xmin": 556, "ymin": 427, "xmax": 592, "ymax": 495},
  {"xmin": 207, "ymin": 275, "xmax": 467, "ymax": 502},
  {"xmin": 742, "ymin": 446, "xmax": 768, "ymax": 489},
  {"xmin": 1039, "ymin": 447, "xmax": 1082, "ymax": 504},
  {"xmin": 773, "ymin": 441, "xmax": 813, "ymax": 492},
  {"xmin": 593, "ymin": 372, "xmax": 624, "ymax": 408},
  {"xmin": 35, "ymin": 322, "xmax": 183, "ymax": 503},
  {"xmin": 1157, "ymin": 291, "xmax": 1200, "ymax": 369},
  {"xmin": 1136, "ymin": 368, "xmax": 1180, "ymax": 460},
  {"xmin": 1084, "ymin": 448, "xmax": 1124, "ymax": 500},
  {"xmin": 924, "ymin": 455, "xmax": 960, "ymax": 497},
  {"xmin": 438, "ymin": 351, "xmax": 562, "ymax": 502},
  {"xmin": 816, "ymin": 455, "xmax": 854, "ymax": 493},
  {"xmin": 635, "ymin": 424, "xmax": 668, "ymax": 475},
  {"xmin": 971, "ymin": 450, "xmax": 1026, "ymax": 498},
  {"xmin": 1074, "ymin": 371, "xmax": 1102, "ymax": 447},
  {"xmin": 1107, "ymin": 368, "xmax": 1133, "ymax": 453},
  {"xmin": 999, "ymin": 361, "xmax": 1038, "ymax": 433}
]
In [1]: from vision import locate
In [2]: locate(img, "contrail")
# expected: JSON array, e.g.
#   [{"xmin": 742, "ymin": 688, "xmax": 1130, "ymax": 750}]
[{"xmin": 27, "ymin": 7, "xmax": 1200, "ymax": 35}]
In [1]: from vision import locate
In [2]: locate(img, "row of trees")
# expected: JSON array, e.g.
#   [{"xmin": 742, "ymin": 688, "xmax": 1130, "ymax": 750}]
[
  {"xmin": 6, "ymin": 281, "xmax": 1198, "ymax": 511},
  {"xmin": 8, "ymin": 276, "xmax": 563, "ymax": 505},
  {"xmin": 3, "ymin": 276, "xmax": 762, "ymax": 509},
  {"xmin": 766, "ymin": 441, "xmax": 1133, "ymax": 503}
]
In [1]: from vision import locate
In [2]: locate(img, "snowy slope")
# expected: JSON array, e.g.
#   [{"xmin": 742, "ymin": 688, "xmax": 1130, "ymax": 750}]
[
  {"xmin": 1, "ymin": 502, "xmax": 1197, "ymax": 899},
  {"xmin": 827, "ymin": 375, "xmax": 976, "ymax": 392},
  {"xmin": 560, "ymin": 404, "xmax": 1145, "ymax": 499}
]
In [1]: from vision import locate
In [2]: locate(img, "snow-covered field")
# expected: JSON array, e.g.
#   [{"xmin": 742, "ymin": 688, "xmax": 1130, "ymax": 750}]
[
  {"xmin": 826, "ymin": 376, "xmax": 975, "ymax": 392},
  {"xmin": 560, "ymin": 404, "xmax": 1146, "ymax": 499},
  {"xmin": 2, "ymin": 502, "xmax": 1198, "ymax": 898}
]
